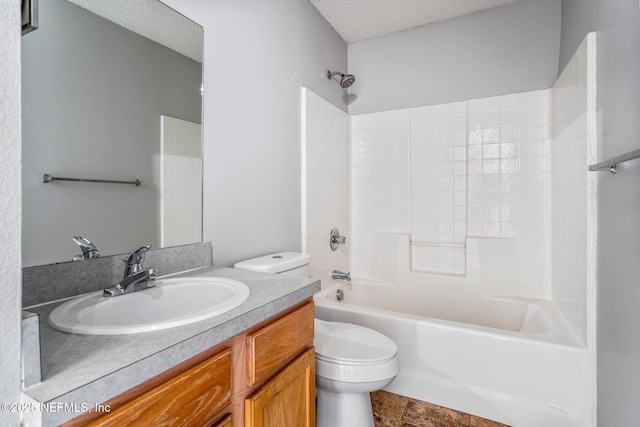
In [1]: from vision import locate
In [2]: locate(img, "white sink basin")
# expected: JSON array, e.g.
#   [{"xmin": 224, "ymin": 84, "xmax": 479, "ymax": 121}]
[{"xmin": 48, "ymin": 277, "xmax": 250, "ymax": 335}]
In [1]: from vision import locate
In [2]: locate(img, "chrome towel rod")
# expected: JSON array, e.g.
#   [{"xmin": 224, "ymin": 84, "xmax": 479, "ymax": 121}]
[
  {"xmin": 588, "ymin": 148, "xmax": 640, "ymax": 174},
  {"xmin": 42, "ymin": 174, "xmax": 141, "ymax": 186}
]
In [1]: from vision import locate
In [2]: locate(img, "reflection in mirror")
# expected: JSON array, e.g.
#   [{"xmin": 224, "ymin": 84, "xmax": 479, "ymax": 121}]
[{"xmin": 22, "ymin": 0, "xmax": 203, "ymax": 267}]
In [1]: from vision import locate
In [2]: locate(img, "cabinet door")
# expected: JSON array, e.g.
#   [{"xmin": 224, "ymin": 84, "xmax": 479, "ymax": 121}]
[
  {"xmin": 245, "ymin": 348, "xmax": 315, "ymax": 427},
  {"xmin": 87, "ymin": 348, "xmax": 232, "ymax": 427},
  {"xmin": 213, "ymin": 414, "xmax": 232, "ymax": 427}
]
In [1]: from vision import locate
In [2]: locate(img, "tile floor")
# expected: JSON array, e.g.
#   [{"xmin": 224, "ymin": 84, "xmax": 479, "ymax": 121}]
[{"xmin": 371, "ymin": 391, "xmax": 510, "ymax": 427}]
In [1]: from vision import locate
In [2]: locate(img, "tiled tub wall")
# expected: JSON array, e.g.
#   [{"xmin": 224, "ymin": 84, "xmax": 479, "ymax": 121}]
[
  {"xmin": 551, "ymin": 34, "xmax": 597, "ymax": 347},
  {"xmin": 302, "ymin": 89, "xmax": 350, "ymax": 280},
  {"xmin": 350, "ymin": 90, "xmax": 553, "ymax": 298}
]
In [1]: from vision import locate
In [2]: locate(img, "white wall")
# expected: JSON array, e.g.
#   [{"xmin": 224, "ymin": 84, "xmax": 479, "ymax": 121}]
[
  {"xmin": 0, "ymin": 0, "xmax": 23, "ymax": 424},
  {"xmin": 347, "ymin": 0, "xmax": 561, "ymax": 115},
  {"xmin": 164, "ymin": 0, "xmax": 348, "ymax": 267}
]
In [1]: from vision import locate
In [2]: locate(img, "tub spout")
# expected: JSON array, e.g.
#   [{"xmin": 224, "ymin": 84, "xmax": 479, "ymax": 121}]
[{"xmin": 332, "ymin": 270, "xmax": 351, "ymax": 281}]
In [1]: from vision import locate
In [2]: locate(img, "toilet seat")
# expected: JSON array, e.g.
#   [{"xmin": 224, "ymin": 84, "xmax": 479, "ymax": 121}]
[
  {"xmin": 314, "ymin": 319, "xmax": 397, "ymax": 363},
  {"xmin": 314, "ymin": 319, "xmax": 399, "ymax": 383}
]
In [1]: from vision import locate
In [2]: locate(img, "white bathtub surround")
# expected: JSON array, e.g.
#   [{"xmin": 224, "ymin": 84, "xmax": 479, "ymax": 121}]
[
  {"xmin": 160, "ymin": 115, "xmax": 203, "ymax": 247},
  {"xmin": 350, "ymin": 89, "xmax": 553, "ymax": 299},
  {"xmin": 551, "ymin": 34, "xmax": 598, "ymax": 348},
  {"xmin": 315, "ymin": 281, "xmax": 586, "ymax": 427},
  {"xmin": 551, "ymin": 33, "xmax": 598, "ymax": 426},
  {"xmin": 301, "ymin": 88, "xmax": 350, "ymax": 282}
]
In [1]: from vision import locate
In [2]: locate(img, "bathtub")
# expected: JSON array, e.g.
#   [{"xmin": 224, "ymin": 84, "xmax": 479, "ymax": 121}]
[{"xmin": 314, "ymin": 280, "xmax": 587, "ymax": 427}]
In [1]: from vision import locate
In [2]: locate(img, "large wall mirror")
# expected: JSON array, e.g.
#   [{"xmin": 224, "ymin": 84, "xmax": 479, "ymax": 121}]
[{"xmin": 22, "ymin": 0, "xmax": 203, "ymax": 267}]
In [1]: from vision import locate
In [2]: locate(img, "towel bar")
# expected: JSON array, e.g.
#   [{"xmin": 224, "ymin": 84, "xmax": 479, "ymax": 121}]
[
  {"xmin": 588, "ymin": 148, "xmax": 640, "ymax": 174},
  {"xmin": 42, "ymin": 174, "xmax": 141, "ymax": 186}
]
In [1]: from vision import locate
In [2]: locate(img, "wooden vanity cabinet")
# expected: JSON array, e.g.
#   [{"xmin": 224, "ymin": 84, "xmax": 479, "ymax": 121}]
[{"xmin": 64, "ymin": 299, "xmax": 314, "ymax": 427}]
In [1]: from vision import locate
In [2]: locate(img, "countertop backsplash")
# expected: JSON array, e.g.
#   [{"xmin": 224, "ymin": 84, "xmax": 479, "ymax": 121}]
[{"xmin": 22, "ymin": 242, "xmax": 213, "ymax": 307}]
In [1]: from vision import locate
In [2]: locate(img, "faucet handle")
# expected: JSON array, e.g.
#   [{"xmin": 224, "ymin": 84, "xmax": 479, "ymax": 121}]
[
  {"xmin": 123, "ymin": 245, "xmax": 152, "ymax": 276},
  {"xmin": 72, "ymin": 236, "xmax": 100, "ymax": 261},
  {"xmin": 330, "ymin": 228, "xmax": 347, "ymax": 251}
]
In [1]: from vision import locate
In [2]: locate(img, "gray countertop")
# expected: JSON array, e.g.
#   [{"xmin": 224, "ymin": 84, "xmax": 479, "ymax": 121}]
[{"xmin": 23, "ymin": 267, "xmax": 320, "ymax": 426}]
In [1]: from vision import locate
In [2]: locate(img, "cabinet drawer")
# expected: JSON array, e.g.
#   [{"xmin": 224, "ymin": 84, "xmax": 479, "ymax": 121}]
[
  {"xmin": 87, "ymin": 348, "xmax": 232, "ymax": 427},
  {"xmin": 247, "ymin": 301, "xmax": 314, "ymax": 386}
]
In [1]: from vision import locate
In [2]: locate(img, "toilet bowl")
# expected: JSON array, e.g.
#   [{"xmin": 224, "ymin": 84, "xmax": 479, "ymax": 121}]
[
  {"xmin": 314, "ymin": 318, "xmax": 399, "ymax": 427},
  {"xmin": 234, "ymin": 252, "xmax": 399, "ymax": 427}
]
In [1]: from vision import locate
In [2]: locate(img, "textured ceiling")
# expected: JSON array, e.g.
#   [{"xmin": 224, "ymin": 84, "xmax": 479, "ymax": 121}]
[
  {"xmin": 68, "ymin": 0, "xmax": 203, "ymax": 63},
  {"xmin": 311, "ymin": 0, "xmax": 525, "ymax": 44}
]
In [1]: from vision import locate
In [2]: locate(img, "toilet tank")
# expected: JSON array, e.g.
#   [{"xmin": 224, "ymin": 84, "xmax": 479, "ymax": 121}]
[{"xmin": 234, "ymin": 252, "xmax": 310, "ymax": 277}]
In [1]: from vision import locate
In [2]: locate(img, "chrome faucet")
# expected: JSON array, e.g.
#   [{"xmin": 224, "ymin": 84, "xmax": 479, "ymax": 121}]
[
  {"xmin": 103, "ymin": 245, "xmax": 158, "ymax": 297},
  {"xmin": 72, "ymin": 236, "xmax": 100, "ymax": 261},
  {"xmin": 332, "ymin": 270, "xmax": 351, "ymax": 281}
]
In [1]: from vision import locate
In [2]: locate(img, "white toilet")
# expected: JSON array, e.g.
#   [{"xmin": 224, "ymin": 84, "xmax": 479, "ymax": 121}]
[{"xmin": 234, "ymin": 252, "xmax": 400, "ymax": 427}]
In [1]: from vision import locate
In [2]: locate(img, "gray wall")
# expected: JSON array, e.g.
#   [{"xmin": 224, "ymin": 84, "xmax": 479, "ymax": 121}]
[
  {"xmin": 164, "ymin": 0, "xmax": 348, "ymax": 267},
  {"xmin": 558, "ymin": 0, "xmax": 596, "ymax": 74},
  {"xmin": 560, "ymin": 0, "xmax": 640, "ymax": 425},
  {"xmin": 0, "ymin": 0, "xmax": 23, "ymax": 424},
  {"xmin": 21, "ymin": 0, "xmax": 202, "ymax": 266},
  {"xmin": 347, "ymin": 0, "xmax": 562, "ymax": 114}
]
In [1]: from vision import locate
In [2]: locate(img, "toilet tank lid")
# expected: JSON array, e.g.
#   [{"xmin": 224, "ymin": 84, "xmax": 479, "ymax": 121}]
[{"xmin": 233, "ymin": 252, "xmax": 310, "ymax": 274}]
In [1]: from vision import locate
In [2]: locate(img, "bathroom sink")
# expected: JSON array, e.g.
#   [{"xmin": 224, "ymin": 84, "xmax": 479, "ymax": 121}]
[{"xmin": 48, "ymin": 277, "xmax": 250, "ymax": 335}]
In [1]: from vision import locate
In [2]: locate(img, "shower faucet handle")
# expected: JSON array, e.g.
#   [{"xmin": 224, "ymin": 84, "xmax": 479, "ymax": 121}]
[{"xmin": 330, "ymin": 228, "xmax": 347, "ymax": 251}]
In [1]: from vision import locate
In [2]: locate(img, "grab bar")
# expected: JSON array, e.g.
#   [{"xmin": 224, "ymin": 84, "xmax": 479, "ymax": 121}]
[
  {"xmin": 42, "ymin": 174, "xmax": 141, "ymax": 186},
  {"xmin": 588, "ymin": 148, "xmax": 640, "ymax": 174}
]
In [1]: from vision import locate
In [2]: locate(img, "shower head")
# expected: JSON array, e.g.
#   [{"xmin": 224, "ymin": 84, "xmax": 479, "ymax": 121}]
[{"xmin": 327, "ymin": 70, "xmax": 356, "ymax": 88}]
